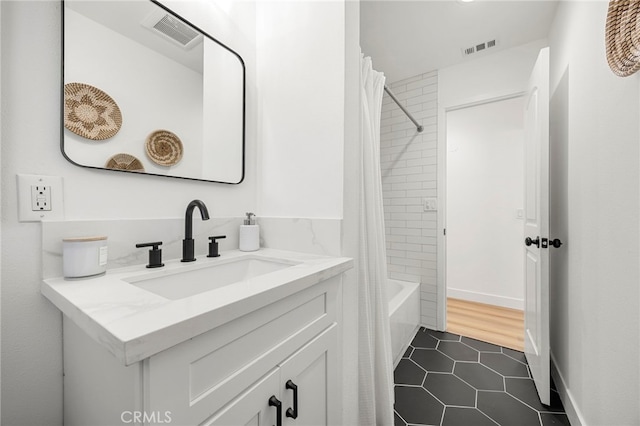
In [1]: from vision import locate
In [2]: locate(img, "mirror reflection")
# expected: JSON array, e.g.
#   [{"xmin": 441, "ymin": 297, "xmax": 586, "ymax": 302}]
[{"xmin": 62, "ymin": 0, "xmax": 245, "ymax": 184}]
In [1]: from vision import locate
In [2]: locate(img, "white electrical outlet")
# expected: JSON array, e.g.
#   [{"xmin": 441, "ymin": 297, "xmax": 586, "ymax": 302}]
[
  {"xmin": 423, "ymin": 197, "xmax": 438, "ymax": 211},
  {"xmin": 17, "ymin": 174, "xmax": 64, "ymax": 222},
  {"xmin": 31, "ymin": 185, "xmax": 52, "ymax": 211}
]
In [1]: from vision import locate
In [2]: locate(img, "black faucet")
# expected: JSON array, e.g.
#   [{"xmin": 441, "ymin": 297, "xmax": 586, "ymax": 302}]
[{"xmin": 182, "ymin": 199, "xmax": 210, "ymax": 262}]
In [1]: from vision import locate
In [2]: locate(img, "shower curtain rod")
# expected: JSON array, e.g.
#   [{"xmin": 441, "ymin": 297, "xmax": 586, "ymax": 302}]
[{"xmin": 384, "ymin": 86, "xmax": 424, "ymax": 133}]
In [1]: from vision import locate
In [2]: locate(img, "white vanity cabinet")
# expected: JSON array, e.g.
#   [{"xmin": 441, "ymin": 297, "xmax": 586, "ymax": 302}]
[
  {"xmin": 63, "ymin": 275, "xmax": 341, "ymax": 426},
  {"xmin": 206, "ymin": 326, "xmax": 337, "ymax": 426}
]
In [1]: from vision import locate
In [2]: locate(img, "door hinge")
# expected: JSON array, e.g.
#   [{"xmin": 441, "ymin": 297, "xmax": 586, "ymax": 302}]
[{"xmin": 444, "ymin": 228, "xmax": 446, "ymax": 236}]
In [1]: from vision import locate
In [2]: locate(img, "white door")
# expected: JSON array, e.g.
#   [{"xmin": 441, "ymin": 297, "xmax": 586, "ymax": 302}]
[{"xmin": 523, "ymin": 47, "xmax": 550, "ymax": 405}]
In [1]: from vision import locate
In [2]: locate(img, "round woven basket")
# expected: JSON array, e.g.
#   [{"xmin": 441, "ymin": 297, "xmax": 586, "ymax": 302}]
[
  {"xmin": 64, "ymin": 83, "xmax": 123, "ymax": 140},
  {"xmin": 105, "ymin": 153, "xmax": 145, "ymax": 172},
  {"xmin": 606, "ymin": 0, "xmax": 640, "ymax": 77},
  {"xmin": 145, "ymin": 130, "xmax": 183, "ymax": 166}
]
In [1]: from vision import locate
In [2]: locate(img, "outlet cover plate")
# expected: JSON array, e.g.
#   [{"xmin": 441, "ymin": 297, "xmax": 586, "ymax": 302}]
[
  {"xmin": 17, "ymin": 174, "xmax": 64, "ymax": 222},
  {"xmin": 423, "ymin": 197, "xmax": 438, "ymax": 211}
]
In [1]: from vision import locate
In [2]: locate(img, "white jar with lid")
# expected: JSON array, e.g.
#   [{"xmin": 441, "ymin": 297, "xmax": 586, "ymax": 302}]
[{"xmin": 63, "ymin": 236, "xmax": 108, "ymax": 278}]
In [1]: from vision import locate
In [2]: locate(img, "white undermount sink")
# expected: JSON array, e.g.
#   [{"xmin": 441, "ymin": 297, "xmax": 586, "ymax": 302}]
[{"xmin": 123, "ymin": 256, "xmax": 299, "ymax": 300}]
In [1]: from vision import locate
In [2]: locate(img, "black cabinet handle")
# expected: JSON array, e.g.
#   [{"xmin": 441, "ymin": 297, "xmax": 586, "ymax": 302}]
[
  {"xmin": 269, "ymin": 395, "xmax": 282, "ymax": 426},
  {"xmin": 285, "ymin": 380, "xmax": 299, "ymax": 419},
  {"xmin": 525, "ymin": 237, "xmax": 540, "ymax": 248}
]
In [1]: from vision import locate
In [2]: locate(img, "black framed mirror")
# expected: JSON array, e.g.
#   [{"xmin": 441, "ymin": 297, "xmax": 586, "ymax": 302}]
[{"xmin": 61, "ymin": 0, "xmax": 245, "ymax": 184}]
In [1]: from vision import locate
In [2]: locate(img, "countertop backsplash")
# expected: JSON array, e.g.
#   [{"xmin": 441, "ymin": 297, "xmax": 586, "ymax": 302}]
[
  {"xmin": 42, "ymin": 217, "xmax": 342, "ymax": 279},
  {"xmin": 258, "ymin": 217, "xmax": 342, "ymax": 257},
  {"xmin": 42, "ymin": 217, "xmax": 243, "ymax": 279}
]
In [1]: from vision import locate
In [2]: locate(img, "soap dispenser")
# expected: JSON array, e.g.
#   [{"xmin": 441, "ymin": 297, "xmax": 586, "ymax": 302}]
[{"xmin": 239, "ymin": 212, "xmax": 259, "ymax": 252}]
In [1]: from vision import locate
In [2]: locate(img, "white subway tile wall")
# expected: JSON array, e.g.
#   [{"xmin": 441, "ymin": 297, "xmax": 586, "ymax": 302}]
[{"xmin": 380, "ymin": 71, "xmax": 438, "ymax": 329}]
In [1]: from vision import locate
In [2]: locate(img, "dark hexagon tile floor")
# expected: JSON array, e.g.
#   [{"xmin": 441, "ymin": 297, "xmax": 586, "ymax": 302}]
[{"xmin": 394, "ymin": 327, "xmax": 571, "ymax": 426}]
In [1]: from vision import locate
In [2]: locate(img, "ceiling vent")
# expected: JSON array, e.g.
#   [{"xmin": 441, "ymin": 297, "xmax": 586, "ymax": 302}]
[
  {"xmin": 462, "ymin": 39, "xmax": 498, "ymax": 57},
  {"xmin": 142, "ymin": 10, "xmax": 202, "ymax": 50}
]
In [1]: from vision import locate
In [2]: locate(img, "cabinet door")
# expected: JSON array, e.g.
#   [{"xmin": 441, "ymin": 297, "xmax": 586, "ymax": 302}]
[
  {"xmin": 145, "ymin": 278, "xmax": 338, "ymax": 424},
  {"xmin": 203, "ymin": 368, "xmax": 281, "ymax": 426},
  {"xmin": 279, "ymin": 324, "xmax": 338, "ymax": 426}
]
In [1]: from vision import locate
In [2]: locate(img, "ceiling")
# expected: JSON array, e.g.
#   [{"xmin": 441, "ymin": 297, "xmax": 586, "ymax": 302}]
[
  {"xmin": 360, "ymin": 0, "xmax": 560, "ymax": 83},
  {"xmin": 66, "ymin": 1, "xmax": 204, "ymax": 73}
]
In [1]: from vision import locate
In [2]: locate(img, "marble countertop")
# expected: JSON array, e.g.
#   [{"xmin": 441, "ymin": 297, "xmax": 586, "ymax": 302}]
[{"xmin": 42, "ymin": 248, "xmax": 352, "ymax": 366}]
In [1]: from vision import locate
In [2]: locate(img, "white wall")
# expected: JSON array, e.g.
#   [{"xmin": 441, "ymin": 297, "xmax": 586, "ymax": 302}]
[
  {"xmin": 439, "ymin": 39, "xmax": 548, "ymax": 108},
  {"xmin": 437, "ymin": 39, "xmax": 546, "ymax": 328},
  {"xmin": 380, "ymin": 71, "xmax": 439, "ymax": 328},
  {"xmin": 341, "ymin": 2, "xmax": 361, "ymax": 424},
  {"xmin": 446, "ymin": 97, "xmax": 524, "ymax": 310},
  {"xmin": 548, "ymin": 2, "xmax": 640, "ymax": 425},
  {"xmin": 256, "ymin": 1, "xmax": 345, "ymax": 218},
  {"xmin": 0, "ymin": 1, "xmax": 257, "ymax": 424},
  {"xmin": 0, "ymin": 1, "xmax": 3, "ymax": 419}
]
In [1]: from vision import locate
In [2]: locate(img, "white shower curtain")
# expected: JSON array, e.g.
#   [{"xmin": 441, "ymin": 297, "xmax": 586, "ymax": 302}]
[{"xmin": 358, "ymin": 55, "xmax": 394, "ymax": 426}]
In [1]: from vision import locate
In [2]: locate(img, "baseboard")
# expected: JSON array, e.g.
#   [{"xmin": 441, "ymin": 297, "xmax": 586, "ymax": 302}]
[
  {"xmin": 550, "ymin": 351, "xmax": 587, "ymax": 426},
  {"xmin": 447, "ymin": 288, "xmax": 524, "ymax": 310}
]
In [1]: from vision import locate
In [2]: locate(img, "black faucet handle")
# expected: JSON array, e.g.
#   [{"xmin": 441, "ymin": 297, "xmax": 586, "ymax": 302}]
[
  {"xmin": 207, "ymin": 235, "xmax": 226, "ymax": 258},
  {"xmin": 136, "ymin": 241, "xmax": 164, "ymax": 268},
  {"xmin": 136, "ymin": 241, "xmax": 162, "ymax": 249}
]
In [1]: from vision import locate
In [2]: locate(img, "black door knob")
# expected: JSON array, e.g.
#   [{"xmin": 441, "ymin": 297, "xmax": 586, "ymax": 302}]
[
  {"xmin": 525, "ymin": 237, "xmax": 540, "ymax": 248},
  {"xmin": 550, "ymin": 238, "xmax": 563, "ymax": 248}
]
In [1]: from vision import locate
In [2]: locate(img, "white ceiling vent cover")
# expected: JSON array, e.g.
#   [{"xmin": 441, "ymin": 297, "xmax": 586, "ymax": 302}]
[
  {"xmin": 462, "ymin": 39, "xmax": 498, "ymax": 57},
  {"xmin": 142, "ymin": 10, "xmax": 202, "ymax": 50}
]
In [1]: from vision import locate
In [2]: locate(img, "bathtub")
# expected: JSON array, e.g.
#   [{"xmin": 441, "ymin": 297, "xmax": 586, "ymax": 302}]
[{"xmin": 388, "ymin": 278, "xmax": 421, "ymax": 367}]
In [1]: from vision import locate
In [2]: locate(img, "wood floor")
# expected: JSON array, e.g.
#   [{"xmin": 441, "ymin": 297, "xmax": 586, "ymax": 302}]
[{"xmin": 446, "ymin": 298, "xmax": 524, "ymax": 352}]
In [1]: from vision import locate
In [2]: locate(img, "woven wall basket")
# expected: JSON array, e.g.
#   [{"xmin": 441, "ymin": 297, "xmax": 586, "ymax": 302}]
[
  {"xmin": 105, "ymin": 153, "xmax": 144, "ymax": 172},
  {"xmin": 64, "ymin": 83, "xmax": 123, "ymax": 140},
  {"xmin": 145, "ymin": 130, "xmax": 183, "ymax": 166},
  {"xmin": 606, "ymin": 0, "xmax": 640, "ymax": 77}
]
